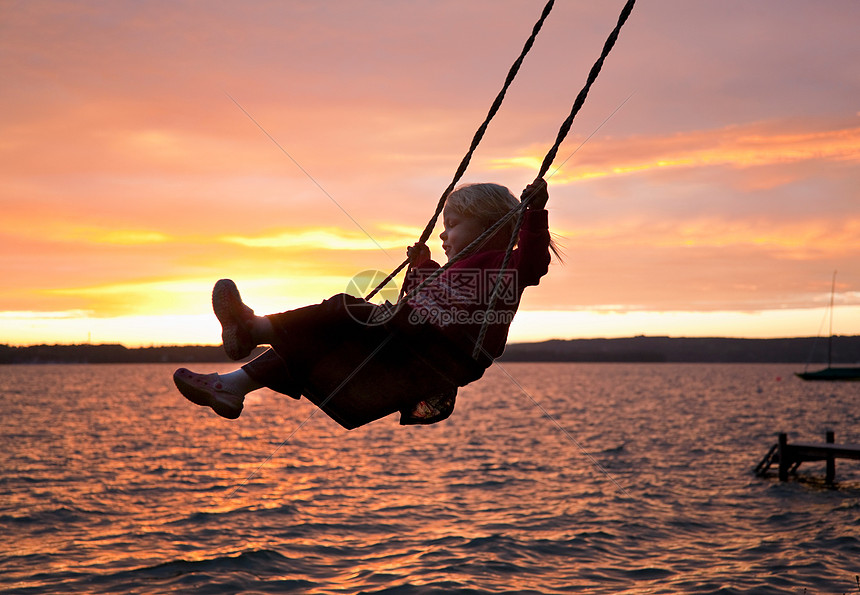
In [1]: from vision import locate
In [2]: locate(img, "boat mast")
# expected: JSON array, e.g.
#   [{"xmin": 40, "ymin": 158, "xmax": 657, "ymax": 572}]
[{"xmin": 827, "ymin": 270, "xmax": 836, "ymax": 367}]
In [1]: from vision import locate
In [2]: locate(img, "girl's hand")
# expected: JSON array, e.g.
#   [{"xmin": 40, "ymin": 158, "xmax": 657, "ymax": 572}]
[
  {"xmin": 521, "ymin": 177, "xmax": 549, "ymax": 209},
  {"xmin": 407, "ymin": 242, "xmax": 431, "ymax": 265}
]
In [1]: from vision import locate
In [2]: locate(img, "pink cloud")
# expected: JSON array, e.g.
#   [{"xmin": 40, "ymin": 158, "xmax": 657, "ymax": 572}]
[{"xmin": 3, "ymin": 1, "xmax": 860, "ymax": 343}]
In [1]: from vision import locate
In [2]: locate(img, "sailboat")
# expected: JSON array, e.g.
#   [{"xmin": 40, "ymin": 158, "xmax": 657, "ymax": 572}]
[{"xmin": 796, "ymin": 271, "xmax": 860, "ymax": 381}]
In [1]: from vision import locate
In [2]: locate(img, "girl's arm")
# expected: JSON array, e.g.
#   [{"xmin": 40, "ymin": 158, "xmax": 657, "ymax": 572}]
[
  {"xmin": 510, "ymin": 177, "xmax": 552, "ymax": 286},
  {"xmin": 403, "ymin": 243, "xmax": 440, "ymax": 294},
  {"xmin": 406, "ymin": 242, "xmax": 431, "ymax": 266},
  {"xmin": 521, "ymin": 178, "xmax": 549, "ymax": 210},
  {"xmin": 514, "ymin": 209, "xmax": 551, "ymax": 286}
]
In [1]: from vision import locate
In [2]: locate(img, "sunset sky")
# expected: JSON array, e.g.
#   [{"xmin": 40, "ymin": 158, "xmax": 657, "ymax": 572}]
[{"xmin": 2, "ymin": 0, "xmax": 859, "ymax": 347}]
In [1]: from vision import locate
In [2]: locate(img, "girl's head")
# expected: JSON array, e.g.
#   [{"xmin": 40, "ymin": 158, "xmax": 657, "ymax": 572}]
[{"xmin": 440, "ymin": 183, "xmax": 519, "ymax": 260}]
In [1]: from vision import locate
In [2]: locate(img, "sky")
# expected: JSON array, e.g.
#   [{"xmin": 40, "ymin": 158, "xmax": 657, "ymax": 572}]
[{"xmin": 2, "ymin": 0, "xmax": 859, "ymax": 347}]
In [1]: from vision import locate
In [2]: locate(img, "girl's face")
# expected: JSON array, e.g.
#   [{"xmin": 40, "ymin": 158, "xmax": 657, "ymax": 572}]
[{"xmin": 440, "ymin": 208, "xmax": 486, "ymax": 261}]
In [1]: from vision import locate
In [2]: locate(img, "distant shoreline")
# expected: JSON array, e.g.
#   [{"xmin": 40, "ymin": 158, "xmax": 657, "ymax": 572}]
[{"xmin": 2, "ymin": 336, "xmax": 859, "ymax": 364}]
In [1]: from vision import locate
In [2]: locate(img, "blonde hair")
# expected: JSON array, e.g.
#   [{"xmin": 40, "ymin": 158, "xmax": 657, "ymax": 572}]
[
  {"xmin": 444, "ymin": 181, "xmax": 563, "ymax": 261},
  {"xmin": 444, "ymin": 183, "xmax": 520, "ymax": 246}
]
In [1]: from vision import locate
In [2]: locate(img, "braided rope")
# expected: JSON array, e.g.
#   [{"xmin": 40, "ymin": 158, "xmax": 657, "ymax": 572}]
[
  {"xmin": 365, "ymin": 0, "xmax": 556, "ymax": 301},
  {"xmin": 536, "ymin": 0, "xmax": 636, "ymax": 180},
  {"xmin": 472, "ymin": 0, "xmax": 637, "ymax": 357},
  {"xmin": 369, "ymin": 0, "xmax": 637, "ymax": 362},
  {"xmin": 471, "ymin": 192, "xmax": 531, "ymax": 359}
]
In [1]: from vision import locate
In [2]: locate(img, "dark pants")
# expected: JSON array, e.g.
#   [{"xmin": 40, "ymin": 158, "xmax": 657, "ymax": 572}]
[
  {"xmin": 240, "ymin": 293, "xmax": 486, "ymax": 429},
  {"xmin": 241, "ymin": 294, "xmax": 387, "ymax": 399}
]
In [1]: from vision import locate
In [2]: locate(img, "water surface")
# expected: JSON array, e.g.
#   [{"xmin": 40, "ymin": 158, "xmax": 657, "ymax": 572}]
[{"xmin": 1, "ymin": 363, "xmax": 858, "ymax": 593}]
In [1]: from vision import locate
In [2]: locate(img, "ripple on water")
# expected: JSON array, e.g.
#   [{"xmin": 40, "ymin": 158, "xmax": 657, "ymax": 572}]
[{"xmin": 2, "ymin": 363, "xmax": 860, "ymax": 594}]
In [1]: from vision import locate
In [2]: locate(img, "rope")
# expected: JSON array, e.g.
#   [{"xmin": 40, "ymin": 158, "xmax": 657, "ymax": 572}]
[
  {"xmin": 473, "ymin": 0, "xmax": 637, "ymax": 357},
  {"xmin": 365, "ymin": 0, "xmax": 556, "ymax": 301},
  {"xmin": 370, "ymin": 0, "xmax": 638, "ymax": 361},
  {"xmin": 472, "ymin": 193, "xmax": 530, "ymax": 359},
  {"xmin": 536, "ymin": 0, "xmax": 636, "ymax": 180}
]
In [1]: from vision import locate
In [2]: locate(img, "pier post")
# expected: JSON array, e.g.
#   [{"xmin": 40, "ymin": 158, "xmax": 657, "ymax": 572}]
[
  {"xmin": 778, "ymin": 433, "xmax": 789, "ymax": 482},
  {"xmin": 825, "ymin": 430, "xmax": 835, "ymax": 484}
]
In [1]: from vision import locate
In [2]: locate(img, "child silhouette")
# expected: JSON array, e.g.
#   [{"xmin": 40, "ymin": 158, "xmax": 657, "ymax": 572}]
[{"xmin": 174, "ymin": 179, "xmax": 551, "ymax": 428}]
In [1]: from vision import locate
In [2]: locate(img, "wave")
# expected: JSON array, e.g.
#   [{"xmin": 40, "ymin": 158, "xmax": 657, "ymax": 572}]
[
  {"xmin": 168, "ymin": 503, "xmax": 298, "ymax": 527},
  {"xmin": 58, "ymin": 549, "xmax": 313, "ymax": 595}
]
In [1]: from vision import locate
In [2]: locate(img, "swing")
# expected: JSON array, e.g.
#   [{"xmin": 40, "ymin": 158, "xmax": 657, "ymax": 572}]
[{"xmin": 288, "ymin": 0, "xmax": 637, "ymax": 430}]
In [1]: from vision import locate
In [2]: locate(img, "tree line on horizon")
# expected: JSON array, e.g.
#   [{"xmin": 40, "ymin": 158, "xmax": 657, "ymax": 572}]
[{"xmin": 2, "ymin": 336, "xmax": 859, "ymax": 364}]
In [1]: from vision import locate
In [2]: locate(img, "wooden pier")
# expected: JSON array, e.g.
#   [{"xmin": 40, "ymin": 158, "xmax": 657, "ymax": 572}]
[{"xmin": 755, "ymin": 431, "xmax": 860, "ymax": 484}]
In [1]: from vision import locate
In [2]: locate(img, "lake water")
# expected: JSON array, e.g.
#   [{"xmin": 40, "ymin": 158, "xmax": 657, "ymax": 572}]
[{"xmin": 1, "ymin": 362, "xmax": 858, "ymax": 594}]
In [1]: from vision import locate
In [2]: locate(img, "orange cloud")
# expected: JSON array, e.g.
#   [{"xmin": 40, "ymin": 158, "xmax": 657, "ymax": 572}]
[
  {"xmin": 490, "ymin": 121, "xmax": 860, "ymax": 186},
  {"xmin": 559, "ymin": 217, "xmax": 860, "ymax": 260},
  {"xmin": 221, "ymin": 225, "xmax": 419, "ymax": 252},
  {"xmin": 2, "ymin": 2, "xmax": 860, "ymax": 345}
]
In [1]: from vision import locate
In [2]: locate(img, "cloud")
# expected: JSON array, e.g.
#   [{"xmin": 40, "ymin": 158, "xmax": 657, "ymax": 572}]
[
  {"xmin": 2, "ymin": 1, "xmax": 860, "ymax": 344},
  {"xmin": 492, "ymin": 120, "xmax": 860, "ymax": 185},
  {"xmin": 221, "ymin": 225, "xmax": 420, "ymax": 252}
]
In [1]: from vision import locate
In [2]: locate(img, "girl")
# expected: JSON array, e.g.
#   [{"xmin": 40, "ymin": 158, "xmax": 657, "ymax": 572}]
[{"xmin": 174, "ymin": 178, "xmax": 551, "ymax": 429}]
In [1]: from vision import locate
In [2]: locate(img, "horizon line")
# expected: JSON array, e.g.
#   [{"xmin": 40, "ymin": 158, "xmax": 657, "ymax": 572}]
[{"xmin": 3, "ymin": 335, "xmax": 859, "ymax": 350}]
